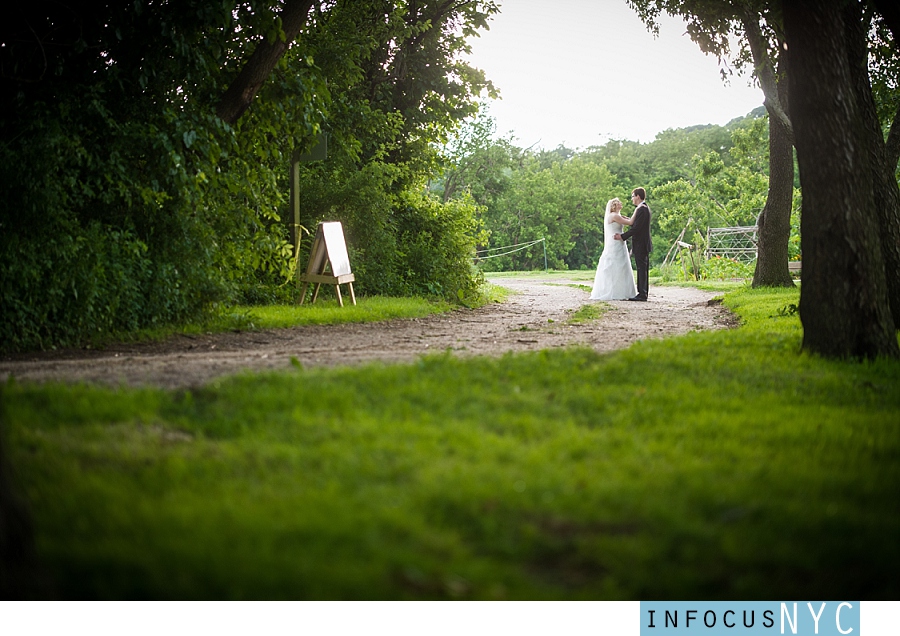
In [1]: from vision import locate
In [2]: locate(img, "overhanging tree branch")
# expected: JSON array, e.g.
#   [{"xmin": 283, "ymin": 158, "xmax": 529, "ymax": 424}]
[
  {"xmin": 216, "ymin": 0, "xmax": 316, "ymax": 125},
  {"xmin": 742, "ymin": 12, "xmax": 793, "ymax": 143}
]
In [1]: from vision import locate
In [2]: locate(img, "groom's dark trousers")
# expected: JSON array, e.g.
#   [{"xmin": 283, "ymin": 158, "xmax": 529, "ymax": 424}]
[
  {"xmin": 634, "ymin": 252, "xmax": 650, "ymax": 299},
  {"xmin": 621, "ymin": 201, "xmax": 653, "ymax": 300}
]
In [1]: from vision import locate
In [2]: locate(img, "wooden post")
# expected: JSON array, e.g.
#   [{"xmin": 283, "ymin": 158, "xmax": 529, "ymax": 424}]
[
  {"xmin": 291, "ymin": 134, "xmax": 329, "ymax": 293},
  {"xmin": 290, "ymin": 153, "xmax": 301, "ymax": 285}
]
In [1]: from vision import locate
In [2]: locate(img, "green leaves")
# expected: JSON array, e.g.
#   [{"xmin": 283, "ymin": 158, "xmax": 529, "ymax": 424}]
[
  {"xmin": 1, "ymin": 1, "xmax": 500, "ymax": 350},
  {"xmin": 182, "ymin": 130, "xmax": 197, "ymax": 148},
  {"xmin": 440, "ymin": 103, "xmax": 777, "ymax": 273},
  {"xmin": 265, "ymin": 16, "xmax": 287, "ymax": 45}
]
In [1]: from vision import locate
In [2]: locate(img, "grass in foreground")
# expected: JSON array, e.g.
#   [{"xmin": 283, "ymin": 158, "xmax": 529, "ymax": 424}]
[{"xmin": 2, "ymin": 285, "xmax": 898, "ymax": 599}]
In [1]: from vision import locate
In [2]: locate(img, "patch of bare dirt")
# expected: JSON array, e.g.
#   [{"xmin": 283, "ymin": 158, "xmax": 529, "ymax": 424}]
[{"xmin": 0, "ymin": 280, "xmax": 736, "ymax": 389}]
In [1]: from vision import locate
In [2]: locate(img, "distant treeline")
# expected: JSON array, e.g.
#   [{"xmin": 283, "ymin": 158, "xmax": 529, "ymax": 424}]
[{"xmin": 437, "ymin": 105, "xmax": 800, "ymax": 272}]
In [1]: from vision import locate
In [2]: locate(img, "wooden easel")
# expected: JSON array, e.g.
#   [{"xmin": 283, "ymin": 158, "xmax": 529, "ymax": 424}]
[{"xmin": 299, "ymin": 221, "xmax": 356, "ymax": 307}]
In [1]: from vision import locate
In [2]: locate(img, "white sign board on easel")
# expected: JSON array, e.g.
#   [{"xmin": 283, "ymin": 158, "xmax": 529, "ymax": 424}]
[
  {"xmin": 299, "ymin": 221, "xmax": 356, "ymax": 307},
  {"xmin": 321, "ymin": 222, "xmax": 351, "ymax": 276}
]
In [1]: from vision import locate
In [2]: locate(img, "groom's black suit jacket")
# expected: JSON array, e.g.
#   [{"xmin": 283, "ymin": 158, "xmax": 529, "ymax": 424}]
[{"xmin": 621, "ymin": 201, "xmax": 652, "ymax": 257}]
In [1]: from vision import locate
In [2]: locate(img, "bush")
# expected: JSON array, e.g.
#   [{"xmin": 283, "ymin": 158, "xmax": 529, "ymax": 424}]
[
  {"xmin": 701, "ymin": 256, "xmax": 755, "ymax": 280},
  {"xmin": 0, "ymin": 212, "xmax": 228, "ymax": 352},
  {"xmin": 390, "ymin": 191, "xmax": 483, "ymax": 299},
  {"xmin": 0, "ymin": 112, "xmax": 218, "ymax": 352},
  {"xmin": 294, "ymin": 161, "xmax": 483, "ymax": 302}
]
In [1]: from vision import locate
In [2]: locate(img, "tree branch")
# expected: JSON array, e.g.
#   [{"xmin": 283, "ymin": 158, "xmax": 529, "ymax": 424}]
[
  {"xmin": 216, "ymin": 0, "xmax": 315, "ymax": 125},
  {"xmin": 742, "ymin": 13, "xmax": 794, "ymax": 142},
  {"xmin": 2, "ymin": 19, "xmax": 49, "ymax": 83}
]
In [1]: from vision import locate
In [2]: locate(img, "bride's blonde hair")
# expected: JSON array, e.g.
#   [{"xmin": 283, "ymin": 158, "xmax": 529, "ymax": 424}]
[{"xmin": 605, "ymin": 197, "xmax": 622, "ymax": 215}]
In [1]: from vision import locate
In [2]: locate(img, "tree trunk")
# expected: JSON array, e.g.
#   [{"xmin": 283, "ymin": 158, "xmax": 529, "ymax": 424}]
[
  {"xmin": 783, "ymin": 0, "xmax": 898, "ymax": 359},
  {"xmin": 844, "ymin": 0, "xmax": 900, "ymax": 326},
  {"xmin": 752, "ymin": 104, "xmax": 796, "ymax": 288},
  {"xmin": 743, "ymin": 14, "xmax": 795, "ymax": 288},
  {"xmin": 216, "ymin": 0, "xmax": 315, "ymax": 125}
]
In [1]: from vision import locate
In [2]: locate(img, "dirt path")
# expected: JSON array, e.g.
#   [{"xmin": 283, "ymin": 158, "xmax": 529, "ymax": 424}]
[{"xmin": 0, "ymin": 280, "xmax": 736, "ymax": 389}]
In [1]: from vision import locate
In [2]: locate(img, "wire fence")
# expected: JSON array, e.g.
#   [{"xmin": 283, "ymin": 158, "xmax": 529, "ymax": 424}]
[{"xmin": 473, "ymin": 238, "xmax": 548, "ymax": 270}]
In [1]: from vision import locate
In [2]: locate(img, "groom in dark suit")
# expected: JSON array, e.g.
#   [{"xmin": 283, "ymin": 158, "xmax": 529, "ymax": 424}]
[{"xmin": 615, "ymin": 188, "xmax": 652, "ymax": 301}]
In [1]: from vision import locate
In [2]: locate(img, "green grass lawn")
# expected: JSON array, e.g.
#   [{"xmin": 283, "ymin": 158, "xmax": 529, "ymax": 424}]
[
  {"xmin": 655, "ymin": 278, "xmax": 752, "ymax": 292},
  {"xmin": 485, "ymin": 268, "xmax": 751, "ymax": 293},
  {"xmin": 219, "ymin": 296, "xmax": 454, "ymax": 330},
  {"xmin": 82, "ymin": 285, "xmax": 510, "ymax": 350},
  {"xmin": 485, "ymin": 268, "xmax": 595, "ymax": 281},
  {"xmin": 93, "ymin": 296, "xmax": 453, "ymax": 348},
  {"xmin": 2, "ymin": 284, "xmax": 898, "ymax": 599}
]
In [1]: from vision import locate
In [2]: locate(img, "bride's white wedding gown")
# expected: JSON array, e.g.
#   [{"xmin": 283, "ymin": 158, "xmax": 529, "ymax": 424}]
[{"xmin": 590, "ymin": 213, "xmax": 637, "ymax": 300}]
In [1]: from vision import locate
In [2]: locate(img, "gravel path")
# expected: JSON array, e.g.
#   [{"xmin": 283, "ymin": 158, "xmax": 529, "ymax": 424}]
[{"xmin": 0, "ymin": 280, "xmax": 736, "ymax": 389}]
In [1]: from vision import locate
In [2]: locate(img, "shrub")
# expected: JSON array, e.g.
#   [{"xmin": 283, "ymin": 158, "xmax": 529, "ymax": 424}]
[{"xmin": 701, "ymin": 256, "xmax": 755, "ymax": 280}]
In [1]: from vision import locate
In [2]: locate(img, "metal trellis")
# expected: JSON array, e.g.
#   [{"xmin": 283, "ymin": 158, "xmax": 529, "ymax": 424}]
[{"xmin": 705, "ymin": 226, "xmax": 758, "ymax": 263}]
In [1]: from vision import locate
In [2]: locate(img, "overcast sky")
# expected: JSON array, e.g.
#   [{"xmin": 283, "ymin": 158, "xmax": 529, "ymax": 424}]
[{"xmin": 464, "ymin": 0, "xmax": 765, "ymax": 149}]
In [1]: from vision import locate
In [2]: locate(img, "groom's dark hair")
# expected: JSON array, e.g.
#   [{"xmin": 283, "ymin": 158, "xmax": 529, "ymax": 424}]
[{"xmin": 632, "ymin": 187, "xmax": 646, "ymax": 201}]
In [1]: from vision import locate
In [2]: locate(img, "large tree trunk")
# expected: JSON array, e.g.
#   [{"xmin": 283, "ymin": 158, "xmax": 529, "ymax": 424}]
[
  {"xmin": 753, "ymin": 104, "xmax": 796, "ymax": 288},
  {"xmin": 783, "ymin": 0, "xmax": 898, "ymax": 359},
  {"xmin": 843, "ymin": 0, "xmax": 900, "ymax": 327},
  {"xmin": 216, "ymin": 0, "xmax": 315, "ymax": 125}
]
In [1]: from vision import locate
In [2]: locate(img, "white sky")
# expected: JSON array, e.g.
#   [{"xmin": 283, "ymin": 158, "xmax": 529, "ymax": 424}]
[{"xmin": 465, "ymin": 0, "xmax": 765, "ymax": 148}]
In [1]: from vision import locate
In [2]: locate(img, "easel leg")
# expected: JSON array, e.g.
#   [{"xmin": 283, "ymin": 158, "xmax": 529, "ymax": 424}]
[
  {"xmin": 348, "ymin": 282, "xmax": 356, "ymax": 306},
  {"xmin": 312, "ymin": 283, "xmax": 321, "ymax": 304},
  {"xmin": 335, "ymin": 285, "xmax": 344, "ymax": 307}
]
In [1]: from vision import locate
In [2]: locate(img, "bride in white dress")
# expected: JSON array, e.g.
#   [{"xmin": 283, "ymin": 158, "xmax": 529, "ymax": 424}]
[{"xmin": 590, "ymin": 197, "xmax": 637, "ymax": 300}]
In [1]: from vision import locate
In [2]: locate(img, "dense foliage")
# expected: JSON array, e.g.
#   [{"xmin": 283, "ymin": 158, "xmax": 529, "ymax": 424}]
[
  {"xmin": 438, "ymin": 105, "xmax": 796, "ymax": 274},
  {"xmin": 0, "ymin": 1, "xmax": 497, "ymax": 352}
]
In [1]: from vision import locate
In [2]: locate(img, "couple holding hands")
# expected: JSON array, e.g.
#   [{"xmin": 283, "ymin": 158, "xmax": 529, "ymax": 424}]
[{"xmin": 589, "ymin": 188, "xmax": 652, "ymax": 302}]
